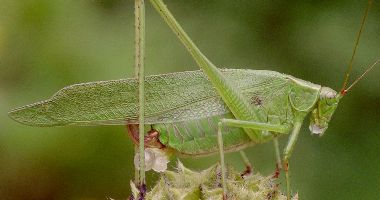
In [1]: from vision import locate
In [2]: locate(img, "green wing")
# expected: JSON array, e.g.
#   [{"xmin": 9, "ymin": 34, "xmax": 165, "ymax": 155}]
[{"xmin": 9, "ymin": 69, "xmax": 296, "ymax": 127}]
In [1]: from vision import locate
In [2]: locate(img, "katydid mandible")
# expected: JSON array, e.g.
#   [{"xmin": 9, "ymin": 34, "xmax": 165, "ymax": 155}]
[{"xmin": 8, "ymin": 0, "xmax": 378, "ymax": 199}]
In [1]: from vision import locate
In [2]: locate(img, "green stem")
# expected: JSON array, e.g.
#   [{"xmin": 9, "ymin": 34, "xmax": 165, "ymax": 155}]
[
  {"xmin": 135, "ymin": 0, "xmax": 146, "ymax": 186},
  {"xmin": 134, "ymin": 146, "xmax": 139, "ymax": 184},
  {"xmin": 217, "ymin": 122, "xmax": 227, "ymax": 198}
]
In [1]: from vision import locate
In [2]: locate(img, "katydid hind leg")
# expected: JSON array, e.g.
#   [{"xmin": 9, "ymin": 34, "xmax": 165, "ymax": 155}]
[{"xmin": 150, "ymin": 0, "xmax": 269, "ymax": 141}]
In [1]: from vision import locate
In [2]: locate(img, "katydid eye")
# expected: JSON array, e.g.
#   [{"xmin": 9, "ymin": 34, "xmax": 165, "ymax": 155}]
[
  {"xmin": 325, "ymin": 98, "xmax": 333, "ymax": 106},
  {"xmin": 325, "ymin": 98, "xmax": 338, "ymax": 106}
]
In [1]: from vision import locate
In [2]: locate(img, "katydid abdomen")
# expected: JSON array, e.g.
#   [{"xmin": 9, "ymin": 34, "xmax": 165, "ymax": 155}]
[
  {"xmin": 153, "ymin": 113, "xmax": 254, "ymax": 156},
  {"xmin": 131, "ymin": 106, "xmax": 288, "ymax": 156}
]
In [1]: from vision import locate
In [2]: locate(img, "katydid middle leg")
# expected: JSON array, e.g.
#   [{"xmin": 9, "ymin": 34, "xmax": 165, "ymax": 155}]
[
  {"xmin": 217, "ymin": 118, "xmax": 292, "ymax": 199},
  {"xmin": 240, "ymin": 146, "xmax": 280, "ymax": 178},
  {"xmin": 282, "ymin": 113, "xmax": 306, "ymax": 200},
  {"xmin": 272, "ymin": 137, "xmax": 282, "ymax": 178},
  {"xmin": 239, "ymin": 151, "xmax": 253, "ymax": 177}
]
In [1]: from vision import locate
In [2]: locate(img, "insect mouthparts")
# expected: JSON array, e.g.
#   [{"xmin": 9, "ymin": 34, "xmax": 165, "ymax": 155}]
[{"xmin": 309, "ymin": 123, "xmax": 326, "ymax": 136}]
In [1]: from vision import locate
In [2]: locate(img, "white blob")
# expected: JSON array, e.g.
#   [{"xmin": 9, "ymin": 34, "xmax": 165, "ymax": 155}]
[
  {"xmin": 134, "ymin": 148, "xmax": 169, "ymax": 172},
  {"xmin": 134, "ymin": 148, "xmax": 155, "ymax": 171},
  {"xmin": 309, "ymin": 123, "xmax": 326, "ymax": 135},
  {"xmin": 320, "ymin": 87, "xmax": 337, "ymax": 99},
  {"xmin": 151, "ymin": 148, "xmax": 169, "ymax": 172},
  {"xmin": 152, "ymin": 156, "xmax": 169, "ymax": 172}
]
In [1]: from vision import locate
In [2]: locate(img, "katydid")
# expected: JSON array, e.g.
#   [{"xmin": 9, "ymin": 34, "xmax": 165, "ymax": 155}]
[{"xmin": 8, "ymin": 0, "xmax": 378, "ymax": 199}]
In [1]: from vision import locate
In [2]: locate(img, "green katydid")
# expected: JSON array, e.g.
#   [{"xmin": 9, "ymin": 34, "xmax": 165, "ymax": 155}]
[{"xmin": 8, "ymin": 0, "xmax": 378, "ymax": 199}]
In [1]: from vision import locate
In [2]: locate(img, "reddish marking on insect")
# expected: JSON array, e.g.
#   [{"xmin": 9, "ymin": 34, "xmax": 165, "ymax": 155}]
[
  {"xmin": 284, "ymin": 161, "xmax": 289, "ymax": 172},
  {"xmin": 251, "ymin": 96, "xmax": 263, "ymax": 106},
  {"xmin": 240, "ymin": 165, "xmax": 253, "ymax": 178},
  {"xmin": 126, "ymin": 124, "xmax": 165, "ymax": 148},
  {"xmin": 272, "ymin": 164, "xmax": 281, "ymax": 179},
  {"xmin": 340, "ymin": 89, "xmax": 347, "ymax": 96},
  {"xmin": 126, "ymin": 124, "xmax": 139, "ymax": 144}
]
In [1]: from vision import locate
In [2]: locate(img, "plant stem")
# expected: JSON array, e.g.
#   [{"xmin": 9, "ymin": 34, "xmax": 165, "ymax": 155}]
[{"xmin": 135, "ymin": 0, "xmax": 146, "ymax": 186}]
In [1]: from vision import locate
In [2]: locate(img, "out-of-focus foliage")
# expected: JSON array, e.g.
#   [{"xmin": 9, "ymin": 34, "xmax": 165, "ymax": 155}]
[{"xmin": 1, "ymin": 0, "xmax": 379, "ymax": 199}]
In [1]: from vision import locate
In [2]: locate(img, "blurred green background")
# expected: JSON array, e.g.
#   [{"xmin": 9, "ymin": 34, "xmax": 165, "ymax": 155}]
[{"xmin": 1, "ymin": 0, "xmax": 380, "ymax": 199}]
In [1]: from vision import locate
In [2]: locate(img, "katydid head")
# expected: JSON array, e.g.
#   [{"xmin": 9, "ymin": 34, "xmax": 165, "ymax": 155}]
[
  {"xmin": 309, "ymin": 58, "xmax": 379, "ymax": 136},
  {"xmin": 309, "ymin": 0, "xmax": 378, "ymax": 136},
  {"xmin": 309, "ymin": 87, "xmax": 341, "ymax": 136}
]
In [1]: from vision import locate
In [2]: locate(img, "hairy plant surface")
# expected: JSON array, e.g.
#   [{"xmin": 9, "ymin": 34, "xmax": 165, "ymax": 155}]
[{"xmin": 130, "ymin": 161, "xmax": 298, "ymax": 200}]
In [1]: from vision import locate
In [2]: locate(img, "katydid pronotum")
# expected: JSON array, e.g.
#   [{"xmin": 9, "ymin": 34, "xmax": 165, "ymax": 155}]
[{"xmin": 8, "ymin": 0, "xmax": 378, "ymax": 199}]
